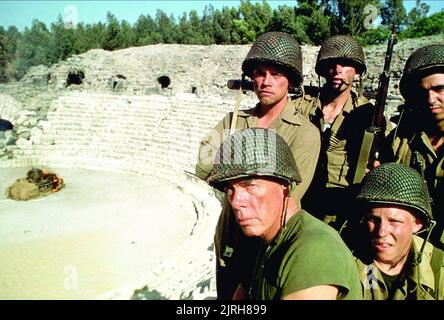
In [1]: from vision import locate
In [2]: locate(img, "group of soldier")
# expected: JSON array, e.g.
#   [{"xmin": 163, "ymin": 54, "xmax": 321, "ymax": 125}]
[{"xmin": 195, "ymin": 31, "xmax": 444, "ymax": 300}]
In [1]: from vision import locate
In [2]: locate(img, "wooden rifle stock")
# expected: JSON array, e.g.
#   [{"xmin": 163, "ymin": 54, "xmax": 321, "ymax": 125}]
[
  {"xmin": 227, "ymin": 80, "xmax": 404, "ymax": 101},
  {"xmin": 353, "ymin": 25, "xmax": 398, "ymax": 184}
]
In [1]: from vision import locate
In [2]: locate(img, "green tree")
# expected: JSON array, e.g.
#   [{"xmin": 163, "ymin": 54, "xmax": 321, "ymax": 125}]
[
  {"xmin": 115, "ymin": 20, "xmax": 136, "ymax": 48},
  {"xmin": 357, "ymin": 26, "xmax": 391, "ymax": 45},
  {"xmin": 2, "ymin": 26, "xmax": 23, "ymax": 81},
  {"xmin": 297, "ymin": 0, "xmax": 331, "ymax": 44},
  {"xmin": 134, "ymin": 14, "xmax": 162, "ymax": 45},
  {"xmin": 380, "ymin": 0, "xmax": 407, "ymax": 27},
  {"xmin": 325, "ymin": 0, "xmax": 381, "ymax": 36},
  {"xmin": 103, "ymin": 12, "xmax": 121, "ymax": 50},
  {"xmin": 20, "ymin": 20, "xmax": 56, "ymax": 66},
  {"xmin": 5, "ymin": 26, "xmax": 21, "ymax": 58},
  {"xmin": 269, "ymin": 5, "xmax": 310, "ymax": 44},
  {"xmin": 51, "ymin": 15, "xmax": 75, "ymax": 61},
  {"xmin": 236, "ymin": 0, "xmax": 272, "ymax": 42},
  {"xmin": 89, "ymin": 22, "xmax": 107, "ymax": 49},
  {"xmin": 213, "ymin": 7, "xmax": 237, "ymax": 44},
  {"xmin": 155, "ymin": 10, "xmax": 177, "ymax": 43},
  {"xmin": 71, "ymin": 23, "xmax": 93, "ymax": 53},
  {"xmin": 8, "ymin": 20, "xmax": 56, "ymax": 80},
  {"xmin": 402, "ymin": 9, "xmax": 444, "ymax": 38},
  {"xmin": 406, "ymin": 0, "xmax": 430, "ymax": 25},
  {"xmin": 0, "ymin": 27, "xmax": 7, "ymax": 82},
  {"xmin": 201, "ymin": 5, "xmax": 216, "ymax": 44},
  {"xmin": 177, "ymin": 11, "xmax": 205, "ymax": 44}
]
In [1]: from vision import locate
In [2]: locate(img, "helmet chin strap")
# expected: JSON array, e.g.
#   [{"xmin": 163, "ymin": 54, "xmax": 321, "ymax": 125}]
[
  {"xmin": 413, "ymin": 219, "xmax": 436, "ymax": 266},
  {"xmin": 280, "ymin": 185, "xmax": 295, "ymax": 229},
  {"xmin": 280, "ymin": 194, "xmax": 289, "ymax": 230}
]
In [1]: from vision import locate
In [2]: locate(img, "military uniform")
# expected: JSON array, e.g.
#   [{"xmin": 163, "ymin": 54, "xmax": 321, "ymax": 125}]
[
  {"xmin": 299, "ymin": 89, "xmax": 373, "ymax": 189},
  {"xmin": 197, "ymin": 98, "xmax": 320, "ymax": 299},
  {"xmin": 196, "ymin": 32, "xmax": 321, "ymax": 299},
  {"xmin": 355, "ymin": 163, "xmax": 444, "ymax": 300},
  {"xmin": 356, "ymin": 236, "xmax": 444, "ymax": 300},
  {"xmin": 196, "ymin": 98, "xmax": 320, "ymax": 199},
  {"xmin": 207, "ymin": 128, "xmax": 361, "ymax": 300},
  {"xmin": 299, "ymin": 35, "xmax": 374, "ymax": 230},
  {"xmin": 389, "ymin": 44, "xmax": 444, "ymax": 249},
  {"xmin": 251, "ymin": 210, "xmax": 362, "ymax": 300},
  {"xmin": 391, "ymin": 129, "xmax": 444, "ymax": 248}
]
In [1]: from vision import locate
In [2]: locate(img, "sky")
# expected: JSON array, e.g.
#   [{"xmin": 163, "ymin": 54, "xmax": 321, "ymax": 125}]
[{"xmin": 0, "ymin": 0, "xmax": 443, "ymax": 31}]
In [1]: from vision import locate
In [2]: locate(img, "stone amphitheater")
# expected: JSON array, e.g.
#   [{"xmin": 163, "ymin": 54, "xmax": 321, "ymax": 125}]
[{"xmin": 0, "ymin": 34, "xmax": 442, "ymax": 300}]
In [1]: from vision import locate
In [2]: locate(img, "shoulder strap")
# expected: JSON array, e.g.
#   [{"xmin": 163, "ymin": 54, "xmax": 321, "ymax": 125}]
[
  {"xmin": 430, "ymin": 246, "xmax": 444, "ymax": 299},
  {"xmin": 230, "ymin": 86, "xmax": 243, "ymax": 135}
]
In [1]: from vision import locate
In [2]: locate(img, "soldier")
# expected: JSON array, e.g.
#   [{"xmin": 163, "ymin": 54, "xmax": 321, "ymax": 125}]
[
  {"xmin": 299, "ymin": 35, "xmax": 375, "ymax": 232},
  {"xmin": 388, "ymin": 44, "xmax": 444, "ymax": 249},
  {"xmin": 206, "ymin": 128, "xmax": 362, "ymax": 300},
  {"xmin": 195, "ymin": 31, "xmax": 321, "ymax": 299},
  {"xmin": 355, "ymin": 163, "xmax": 444, "ymax": 300}
]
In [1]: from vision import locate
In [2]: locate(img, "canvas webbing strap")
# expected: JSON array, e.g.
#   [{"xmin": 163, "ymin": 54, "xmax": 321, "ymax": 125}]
[
  {"xmin": 230, "ymin": 86, "xmax": 243, "ymax": 135},
  {"xmin": 353, "ymin": 129, "xmax": 376, "ymax": 184}
]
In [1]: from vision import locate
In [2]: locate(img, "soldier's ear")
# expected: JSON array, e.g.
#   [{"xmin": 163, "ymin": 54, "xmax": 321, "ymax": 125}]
[{"xmin": 412, "ymin": 217, "xmax": 423, "ymax": 234}]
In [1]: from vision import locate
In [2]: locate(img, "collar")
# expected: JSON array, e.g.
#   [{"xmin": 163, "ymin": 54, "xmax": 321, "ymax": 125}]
[
  {"xmin": 269, "ymin": 210, "xmax": 304, "ymax": 247},
  {"xmin": 410, "ymin": 131, "xmax": 439, "ymax": 160},
  {"xmin": 238, "ymin": 98, "xmax": 303, "ymax": 126},
  {"xmin": 310, "ymin": 89, "xmax": 362, "ymax": 122},
  {"xmin": 407, "ymin": 235, "xmax": 436, "ymax": 292}
]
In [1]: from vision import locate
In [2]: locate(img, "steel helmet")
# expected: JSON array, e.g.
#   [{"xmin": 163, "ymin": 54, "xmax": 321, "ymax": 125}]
[
  {"xmin": 400, "ymin": 44, "xmax": 444, "ymax": 102},
  {"xmin": 315, "ymin": 35, "xmax": 366, "ymax": 77},
  {"xmin": 357, "ymin": 163, "xmax": 433, "ymax": 228},
  {"xmin": 242, "ymin": 32, "xmax": 303, "ymax": 85},
  {"xmin": 207, "ymin": 128, "xmax": 301, "ymax": 191}
]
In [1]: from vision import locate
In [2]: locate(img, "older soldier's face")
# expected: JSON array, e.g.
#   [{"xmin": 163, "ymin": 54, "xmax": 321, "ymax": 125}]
[
  {"xmin": 418, "ymin": 73, "xmax": 444, "ymax": 132},
  {"xmin": 226, "ymin": 177, "xmax": 286, "ymax": 243},
  {"xmin": 252, "ymin": 64, "xmax": 289, "ymax": 108},
  {"xmin": 366, "ymin": 206, "xmax": 423, "ymax": 268}
]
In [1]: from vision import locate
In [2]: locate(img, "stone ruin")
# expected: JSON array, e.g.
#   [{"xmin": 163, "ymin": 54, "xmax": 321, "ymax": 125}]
[{"xmin": 0, "ymin": 34, "xmax": 442, "ymax": 300}]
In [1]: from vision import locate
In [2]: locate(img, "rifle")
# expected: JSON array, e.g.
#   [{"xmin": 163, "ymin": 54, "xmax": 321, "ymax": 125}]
[
  {"xmin": 227, "ymin": 79, "xmax": 403, "ymax": 101},
  {"xmin": 353, "ymin": 25, "xmax": 398, "ymax": 184},
  {"xmin": 227, "ymin": 79, "xmax": 302, "ymax": 95}
]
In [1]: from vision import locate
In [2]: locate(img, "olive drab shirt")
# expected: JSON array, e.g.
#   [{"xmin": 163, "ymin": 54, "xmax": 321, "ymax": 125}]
[
  {"xmin": 355, "ymin": 236, "xmax": 444, "ymax": 300},
  {"xmin": 297, "ymin": 88, "xmax": 374, "ymax": 228},
  {"xmin": 197, "ymin": 97, "xmax": 321, "ymax": 249},
  {"xmin": 392, "ymin": 131, "xmax": 444, "ymax": 191},
  {"xmin": 251, "ymin": 210, "xmax": 363, "ymax": 300},
  {"xmin": 195, "ymin": 96, "xmax": 321, "ymax": 299},
  {"xmin": 391, "ymin": 129, "xmax": 444, "ymax": 248},
  {"xmin": 297, "ymin": 88, "xmax": 373, "ymax": 188},
  {"xmin": 196, "ymin": 97, "xmax": 321, "ymax": 200}
]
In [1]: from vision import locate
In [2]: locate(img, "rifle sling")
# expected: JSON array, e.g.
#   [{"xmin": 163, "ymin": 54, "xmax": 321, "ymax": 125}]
[
  {"xmin": 430, "ymin": 246, "xmax": 443, "ymax": 299},
  {"xmin": 230, "ymin": 86, "xmax": 243, "ymax": 135}
]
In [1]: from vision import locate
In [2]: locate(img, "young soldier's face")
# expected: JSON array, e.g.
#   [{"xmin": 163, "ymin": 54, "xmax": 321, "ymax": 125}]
[
  {"xmin": 226, "ymin": 177, "xmax": 286, "ymax": 243},
  {"xmin": 325, "ymin": 61, "xmax": 357, "ymax": 93},
  {"xmin": 418, "ymin": 73, "xmax": 444, "ymax": 132},
  {"xmin": 252, "ymin": 64, "xmax": 289, "ymax": 108},
  {"xmin": 365, "ymin": 206, "xmax": 423, "ymax": 268}
]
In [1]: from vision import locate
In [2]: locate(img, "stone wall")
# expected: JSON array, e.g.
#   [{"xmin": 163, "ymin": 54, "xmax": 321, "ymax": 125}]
[
  {"xmin": 15, "ymin": 34, "xmax": 443, "ymax": 98},
  {"xmin": 0, "ymin": 91, "xmax": 256, "ymax": 180}
]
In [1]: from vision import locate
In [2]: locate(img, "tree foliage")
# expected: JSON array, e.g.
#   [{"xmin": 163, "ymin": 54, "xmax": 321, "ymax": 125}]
[
  {"xmin": 0, "ymin": 0, "xmax": 442, "ymax": 83},
  {"xmin": 401, "ymin": 9, "xmax": 444, "ymax": 39},
  {"xmin": 380, "ymin": 0, "xmax": 407, "ymax": 27}
]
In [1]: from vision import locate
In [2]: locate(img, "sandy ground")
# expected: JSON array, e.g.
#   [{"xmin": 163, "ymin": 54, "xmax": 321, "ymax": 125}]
[{"xmin": 0, "ymin": 167, "xmax": 197, "ymax": 299}]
